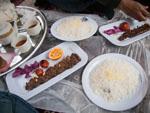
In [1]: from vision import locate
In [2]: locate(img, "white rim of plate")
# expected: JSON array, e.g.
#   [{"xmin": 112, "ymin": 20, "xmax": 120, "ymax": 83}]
[
  {"xmin": 82, "ymin": 53, "xmax": 148, "ymax": 111},
  {"xmin": 99, "ymin": 20, "xmax": 150, "ymax": 46},
  {"xmin": 50, "ymin": 16, "xmax": 98, "ymax": 41},
  {"xmin": 6, "ymin": 42, "xmax": 88, "ymax": 100}
]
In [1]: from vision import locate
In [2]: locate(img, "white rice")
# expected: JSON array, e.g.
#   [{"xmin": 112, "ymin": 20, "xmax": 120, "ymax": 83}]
[
  {"xmin": 55, "ymin": 17, "xmax": 93, "ymax": 40},
  {"xmin": 90, "ymin": 58, "xmax": 140, "ymax": 102}
]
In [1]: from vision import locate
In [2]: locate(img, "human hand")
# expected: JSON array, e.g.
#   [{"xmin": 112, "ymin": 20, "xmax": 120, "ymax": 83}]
[{"xmin": 118, "ymin": 0, "xmax": 150, "ymax": 21}]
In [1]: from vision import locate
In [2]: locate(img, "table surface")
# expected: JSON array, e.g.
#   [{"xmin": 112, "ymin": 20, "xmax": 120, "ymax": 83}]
[{"xmin": 0, "ymin": 3, "xmax": 150, "ymax": 113}]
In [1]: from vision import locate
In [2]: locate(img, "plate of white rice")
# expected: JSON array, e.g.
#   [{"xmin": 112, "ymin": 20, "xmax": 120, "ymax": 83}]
[
  {"xmin": 82, "ymin": 53, "xmax": 148, "ymax": 111},
  {"xmin": 50, "ymin": 16, "xmax": 98, "ymax": 41}
]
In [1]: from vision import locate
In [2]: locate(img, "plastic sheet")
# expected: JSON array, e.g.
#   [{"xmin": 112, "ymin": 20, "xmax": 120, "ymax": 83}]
[{"xmin": 28, "ymin": 10, "xmax": 150, "ymax": 113}]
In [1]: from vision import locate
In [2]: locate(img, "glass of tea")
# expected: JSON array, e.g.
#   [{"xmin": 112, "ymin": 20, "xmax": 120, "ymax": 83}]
[
  {"xmin": 11, "ymin": 34, "xmax": 32, "ymax": 53},
  {"xmin": 25, "ymin": 18, "xmax": 41, "ymax": 36}
]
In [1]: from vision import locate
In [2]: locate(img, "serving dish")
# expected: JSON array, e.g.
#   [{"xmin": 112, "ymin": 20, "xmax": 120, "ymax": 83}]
[
  {"xmin": 82, "ymin": 53, "xmax": 148, "ymax": 111},
  {"xmin": 6, "ymin": 42, "xmax": 88, "ymax": 100},
  {"xmin": 0, "ymin": 6, "xmax": 47, "ymax": 76},
  {"xmin": 50, "ymin": 16, "xmax": 98, "ymax": 41},
  {"xmin": 99, "ymin": 19, "xmax": 150, "ymax": 46}
]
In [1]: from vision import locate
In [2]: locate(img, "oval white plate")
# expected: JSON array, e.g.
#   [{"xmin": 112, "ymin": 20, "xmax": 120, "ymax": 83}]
[
  {"xmin": 51, "ymin": 16, "xmax": 98, "ymax": 41},
  {"xmin": 99, "ymin": 19, "xmax": 150, "ymax": 46},
  {"xmin": 6, "ymin": 42, "xmax": 88, "ymax": 100},
  {"xmin": 82, "ymin": 53, "xmax": 148, "ymax": 111}
]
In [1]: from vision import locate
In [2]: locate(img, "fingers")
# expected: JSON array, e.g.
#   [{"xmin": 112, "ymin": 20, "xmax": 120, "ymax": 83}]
[
  {"xmin": 144, "ymin": 6, "xmax": 149, "ymax": 9},
  {"xmin": 140, "ymin": 5, "xmax": 150, "ymax": 17},
  {"xmin": 118, "ymin": 0, "xmax": 150, "ymax": 21},
  {"xmin": 133, "ymin": 4, "xmax": 150, "ymax": 21},
  {"xmin": 136, "ymin": 12, "xmax": 146, "ymax": 21}
]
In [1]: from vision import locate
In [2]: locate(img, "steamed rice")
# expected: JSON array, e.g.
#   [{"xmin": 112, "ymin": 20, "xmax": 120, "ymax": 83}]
[
  {"xmin": 55, "ymin": 17, "xmax": 93, "ymax": 39},
  {"xmin": 90, "ymin": 58, "xmax": 140, "ymax": 102}
]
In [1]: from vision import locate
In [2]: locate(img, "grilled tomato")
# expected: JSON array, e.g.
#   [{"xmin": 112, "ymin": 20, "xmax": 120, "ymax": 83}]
[
  {"xmin": 40, "ymin": 60, "xmax": 49, "ymax": 68},
  {"xmin": 119, "ymin": 22, "xmax": 130, "ymax": 31},
  {"xmin": 35, "ymin": 68, "xmax": 44, "ymax": 76}
]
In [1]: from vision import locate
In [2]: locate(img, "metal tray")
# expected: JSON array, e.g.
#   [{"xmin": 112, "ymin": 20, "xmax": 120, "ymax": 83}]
[{"xmin": 0, "ymin": 6, "xmax": 47, "ymax": 76}]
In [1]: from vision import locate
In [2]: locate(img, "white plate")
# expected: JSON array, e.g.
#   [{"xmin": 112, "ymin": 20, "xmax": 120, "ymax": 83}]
[
  {"xmin": 99, "ymin": 20, "xmax": 150, "ymax": 46},
  {"xmin": 51, "ymin": 16, "xmax": 98, "ymax": 41},
  {"xmin": 6, "ymin": 42, "xmax": 88, "ymax": 100},
  {"xmin": 82, "ymin": 53, "xmax": 148, "ymax": 111}
]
